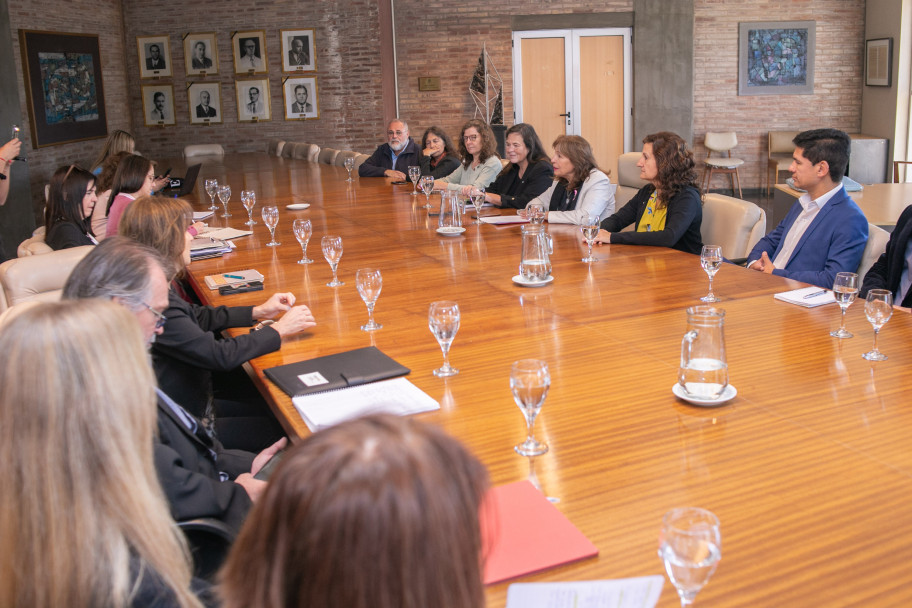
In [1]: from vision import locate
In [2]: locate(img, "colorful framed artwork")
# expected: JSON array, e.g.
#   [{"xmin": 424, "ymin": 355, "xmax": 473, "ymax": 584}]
[{"xmin": 738, "ymin": 21, "xmax": 815, "ymax": 96}]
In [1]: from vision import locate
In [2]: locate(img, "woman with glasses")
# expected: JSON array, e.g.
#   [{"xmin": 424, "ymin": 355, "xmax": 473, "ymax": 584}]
[
  {"xmin": 434, "ymin": 118, "xmax": 502, "ymax": 193},
  {"xmin": 44, "ymin": 165, "xmax": 99, "ymax": 250}
]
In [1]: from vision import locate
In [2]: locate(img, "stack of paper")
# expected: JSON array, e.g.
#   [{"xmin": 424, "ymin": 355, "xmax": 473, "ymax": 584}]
[
  {"xmin": 192, "ymin": 211, "xmax": 214, "ymax": 221},
  {"xmin": 506, "ymin": 576, "xmax": 664, "ymax": 608},
  {"xmin": 201, "ymin": 226, "xmax": 253, "ymax": 240},
  {"xmin": 480, "ymin": 215, "xmax": 531, "ymax": 225},
  {"xmin": 774, "ymin": 286, "xmax": 837, "ymax": 308},
  {"xmin": 189, "ymin": 237, "xmax": 234, "ymax": 260}
]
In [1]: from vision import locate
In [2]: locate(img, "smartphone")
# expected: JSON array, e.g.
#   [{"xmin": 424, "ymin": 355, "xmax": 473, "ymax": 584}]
[
  {"xmin": 253, "ymin": 447, "xmax": 287, "ymax": 480},
  {"xmin": 157, "ymin": 167, "xmax": 172, "ymax": 179},
  {"xmin": 391, "ymin": 180, "xmax": 408, "ymax": 185}
]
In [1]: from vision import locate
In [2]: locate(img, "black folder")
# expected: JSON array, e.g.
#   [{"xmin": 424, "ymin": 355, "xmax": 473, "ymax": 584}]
[{"xmin": 264, "ymin": 346, "xmax": 410, "ymax": 397}]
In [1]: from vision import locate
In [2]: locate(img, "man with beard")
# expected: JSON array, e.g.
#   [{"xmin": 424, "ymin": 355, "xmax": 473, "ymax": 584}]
[{"xmin": 358, "ymin": 118, "xmax": 420, "ymax": 180}]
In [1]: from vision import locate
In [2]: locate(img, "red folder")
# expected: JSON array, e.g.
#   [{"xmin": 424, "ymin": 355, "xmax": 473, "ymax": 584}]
[{"xmin": 481, "ymin": 480, "xmax": 599, "ymax": 584}]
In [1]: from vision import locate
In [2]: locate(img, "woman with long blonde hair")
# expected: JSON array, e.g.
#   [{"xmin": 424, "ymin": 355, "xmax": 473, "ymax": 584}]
[{"xmin": 0, "ymin": 300, "xmax": 205, "ymax": 608}]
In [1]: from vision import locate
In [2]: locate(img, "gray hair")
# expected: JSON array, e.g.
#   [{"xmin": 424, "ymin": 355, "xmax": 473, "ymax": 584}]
[
  {"xmin": 62, "ymin": 236, "xmax": 166, "ymax": 312},
  {"xmin": 388, "ymin": 118, "xmax": 409, "ymax": 133}
]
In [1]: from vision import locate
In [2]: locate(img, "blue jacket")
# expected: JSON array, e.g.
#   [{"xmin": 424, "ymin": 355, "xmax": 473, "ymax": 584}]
[
  {"xmin": 358, "ymin": 138, "xmax": 421, "ymax": 177},
  {"xmin": 748, "ymin": 187, "xmax": 868, "ymax": 288}
]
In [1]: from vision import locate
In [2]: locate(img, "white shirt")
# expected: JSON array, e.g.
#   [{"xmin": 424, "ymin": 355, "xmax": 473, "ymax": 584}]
[{"xmin": 772, "ymin": 184, "xmax": 842, "ymax": 268}]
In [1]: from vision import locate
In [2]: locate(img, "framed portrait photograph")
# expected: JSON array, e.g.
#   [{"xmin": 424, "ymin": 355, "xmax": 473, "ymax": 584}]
[
  {"xmin": 281, "ymin": 29, "xmax": 316, "ymax": 72},
  {"xmin": 188, "ymin": 82, "xmax": 222, "ymax": 125},
  {"xmin": 236, "ymin": 78, "xmax": 270, "ymax": 122},
  {"xmin": 184, "ymin": 33, "xmax": 219, "ymax": 77},
  {"xmin": 18, "ymin": 30, "xmax": 108, "ymax": 147},
  {"xmin": 865, "ymin": 38, "xmax": 893, "ymax": 87},
  {"xmin": 738, "ymin": 21, "xmax": 815, "ymax": 96},
  {"xmin": 233, "ymin": 30, "xmax": 268, "ymax": 75},
  {"xmin": 142, "ymin": 84, "xmax": 176, "ymax": 126},
  {"xmin": 283, "ymin": 76, "xmax": 319, "ymax": 120},
  {"xmin": 137, "ymin": 35, "xmax": 172, "ymax": 79}
]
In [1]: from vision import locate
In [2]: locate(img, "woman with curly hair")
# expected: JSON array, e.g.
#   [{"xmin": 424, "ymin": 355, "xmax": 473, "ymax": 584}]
[
  {"xmin": 418, "ymin": 126, "xmax": 461, "ymax": 179},
  {"xmin": 434, "ymin": 118, "xmax": 501, "ymax": 193},
  {"xmin": 593, "ymin": 131, "xmax": 703, "ymax": 254}
]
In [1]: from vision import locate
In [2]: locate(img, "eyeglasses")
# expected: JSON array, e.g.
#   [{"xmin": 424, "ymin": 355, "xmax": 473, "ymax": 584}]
[
  {"xmin": 143, "ymin": 303, "xmax": 167, "ymax": 329},
  {"xmin": 387, "ymin": 130, "xmax": 406, "ymax": 137},
  {"xmin": 463, "ymin": 134, "xmax": 479, "ymax": 142}
]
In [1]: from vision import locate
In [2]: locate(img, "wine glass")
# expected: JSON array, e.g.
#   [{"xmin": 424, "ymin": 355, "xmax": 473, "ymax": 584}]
[
  {"xmin": 469, "ymin": 187, "xmax": 485, "ymax": 224},
  {"xmin": 204, "ymin": 178, "xmax": 219, "ymax": 210},
  {"xmin": 830, "ymin": 272, "xmax": 859, "ymax": 338},
  {"xmin": 292, "ymin": 219, "xmax": 313, "ymax": 264},
  {"xmin": 262, "ymin": 205, "xmax": 280, "ymax": 246},
  {"xmin": 862, "ymin": 289, "xmax": 893, "ymax": 361},
  {"xmin": 344, "ymin": 156, "xmax": 356, "ymax": 182},
  {"xmin": 420, "ymin": 175, "xmax": 435, "ymax": 209},
  {"xmin": 658, "ymin": 507, "xmax": 722, "ymax": 607},
  {"xmin": 580, "ymin": 214, "xmax": 600, "ymax": 263},
  {"xmin": 322, "ymin": 235, "xmax": 344, "ymax": 287},
  {"xmin": 408, "ymin": 166, "xmax": 421, "ymax": 195},
  {"xmin": 700, "ymin": 245, "xmax": 723, "ymax": 302},
  {"xmin": 428, "ymin": 301, "xmax": 459, "ymax": 377},
  {"xmin": 217, "ymin": 185, "xmax": 232, "ymax": 217},
  {"xmin": 241, "ymin": 190, "xmax": 257, "ymax": 226},
  {"xmin": 511, "ymin": 359, "xmax": 550, "ymax": 456},
  {"xmin": 356, "ymin": 268, "xmax": 383, "ymax": 331}
]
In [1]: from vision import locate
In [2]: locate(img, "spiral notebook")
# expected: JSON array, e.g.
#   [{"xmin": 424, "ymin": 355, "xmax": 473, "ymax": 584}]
[{"xmin": 264, "ymin": 346, "xmax": 411, "ymax": 397}]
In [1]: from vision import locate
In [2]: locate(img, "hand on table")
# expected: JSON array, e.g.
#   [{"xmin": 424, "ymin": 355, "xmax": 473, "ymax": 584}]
[
  {"xmin": 748, "ymin": 251, "xmax": 776, "ymax": 274},
  {"xmin": 385, "ymin": 169, "xmax": 406, "ymax": 181},
  {"xmin": 271, "ymin": 305, "xmax": 317, "ymax": 338},
  {"xmin": 591, "ymin": 229, "xmax": 611, "ymax": 244},
  {"xmin": 253, "ymin": 292, "xmax": 296, "ymax": 320}
]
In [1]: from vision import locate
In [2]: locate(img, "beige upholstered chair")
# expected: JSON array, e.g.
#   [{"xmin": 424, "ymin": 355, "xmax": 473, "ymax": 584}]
[
  {"xmin": 857, "ymin": 224, "xmax": 891, "ymax": 283},
  {"xmin": 333, "ymin": 150, "xmax": 359, "ymax": 167},
  {"xmin": 700, "ymin": 193, "xmax": 767, "ymax": 260},
  {"xmin": 280, "ymin": 142, "xmax": 296, "ymax": 159},
  {"xmin": 293, "ymin": 143, "xmax": 320, "ymax": 163},
  {"xmin": 0, "ymin": 245, "xmax": 93, "ymax": 312},
  {"xmin": 701, "ymin": 132, "xmax": 744, "ymax": 198},
  {"xmin": 318, "ymin": 147, "xmax": 340, "ymax": 165},
  {"xmin": 183, "ymin": 144, "xmax": 225, "ymax": 160},
  {"xmin": 17, "ymin": 227, "xmax": 53, "ymax": 257},
  {"xmin": 615, "ymin": 151, "xmax": 650, "ymax": 208},
  {"xmin": 767, "ymin": 131, "xmax": 798, "ymax": 195},
  {"xmin": 352, "ymin": 153, "xmax": 370, "ymax": 171},
  {"xmin": 266, "ymin": 139, "xmax": 286, "ymax": 156}
]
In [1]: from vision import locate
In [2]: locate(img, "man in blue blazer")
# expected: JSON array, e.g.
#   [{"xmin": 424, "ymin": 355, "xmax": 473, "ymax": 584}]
[{"xmin": 747, "ymin": 128, "xmax": 868, "ymax": 288}]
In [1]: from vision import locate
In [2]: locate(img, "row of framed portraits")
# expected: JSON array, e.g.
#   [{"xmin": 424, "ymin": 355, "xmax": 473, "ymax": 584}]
[
  {"xmin": 142, "ymin": 77, "xmax": 318, "ymax": 126},
  {"xmin": 137, "ymin": 29, "xmax": 316, "ymax": 79}
]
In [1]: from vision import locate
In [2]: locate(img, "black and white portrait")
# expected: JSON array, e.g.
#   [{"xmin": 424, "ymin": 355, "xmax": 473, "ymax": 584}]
[
  {"xmin": 283, "ymin": 76, "xmax": 318, "ymax": 120},
  {"xmin": 281, "ymin": 29, "xmax": 316, "ymax": 72},
  {"xmin": 137, "ymin": 35, "xmax": 172, "ymax": 78},
  {"xmin": 233, "ymin": 30, "xmax": 268, "ymax": 74},
  {"xmin": 184, "ymin": 33, "xmax": 219, "ymax": 76},
  {"xmin": 141, "ymin": 84, "xmax": 175, "ymax": 126},
  {"xmin": 188, "ymin": 82, "xmax": 222, "ymax": 125},
  {"xmin": 236, "ymin": 78, "xmax": 271, "ymax": 122}
]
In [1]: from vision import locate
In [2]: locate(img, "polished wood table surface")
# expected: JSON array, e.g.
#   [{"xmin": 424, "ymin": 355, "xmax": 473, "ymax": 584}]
[
  {"xmin": 775, "ymin": 182, "xmax": 912, "ymax": 226},
  {"xmin": 180, "ymin": 155, "xmax": 912, "ymax": 607}
]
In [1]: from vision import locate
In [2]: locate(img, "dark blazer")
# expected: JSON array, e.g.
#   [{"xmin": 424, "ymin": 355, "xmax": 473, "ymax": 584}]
[
  {"xmin": 358, "ymin": 138, "xmax": 421, "ymax": 177},
  {"xmin": 748, "ymin": 187, "xmax": 868, "ymax": 288},
  {"xmin": 601, "ymin": 184, "xmax": 704, "ymax": 255},
  {"xmin": 291, "ymin": 101, "xmax": 312, "ymax": 113},
  {"xmin": 146, "ymin": 57, "xmax": 166, "ymax": 70},
  {"xmin": 861, "ymin": 204, "xmax": 912, "ymax": 306},
  {"xmin": 46, "ymin": 219, "xmax": 94, "ymax": 250},
  {"xmin": 487, "ymin": 158, "xmax": 554, "ymax": 209},
  {"xmin": 195, "ymin": 104, "xmax": 216, "ymax": 118},
  {"xmin": 154, "ymin": 393, "xmax": 254, "ymax": 533},
  {"xmin": 151, "ymin": 288, "xmax": 281, "ymax": 419},
  {"xmin": 191, "ymin": 57, "xmax": 212, "ymax": 69},
  {"xmin": 418, "ymin": 153, "xmax": 460, "ymax": 179}
]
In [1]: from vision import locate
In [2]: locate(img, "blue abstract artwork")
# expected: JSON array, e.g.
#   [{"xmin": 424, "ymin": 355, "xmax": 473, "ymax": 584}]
[
  {"xmin": 746, "ymin": 28, "xmax": 809, "ymax": 87},
  {"xmin": 37, "ymin": 52, "xmax": 100, "ymax": 125}
]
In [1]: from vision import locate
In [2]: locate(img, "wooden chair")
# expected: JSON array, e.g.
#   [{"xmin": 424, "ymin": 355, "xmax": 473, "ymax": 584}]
[
  {"xmin": 701, "ymin": 132, "xmax": 743, "ymax": 199},
  {"xmin": 893, "ymin": 160, "xmax": 912, "ymax": 183}
]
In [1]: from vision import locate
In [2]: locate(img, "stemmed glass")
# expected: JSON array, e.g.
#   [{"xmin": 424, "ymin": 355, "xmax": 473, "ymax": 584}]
[
  {"xmin": 580, "ymin": 214, "xmax": 600, "ymax": 263},
  {"xmin": 511, "ymin": 359, "xmax": 550, "ymax": 456},
  {"xmin": 292, "ymin": 219, "xmax": 313, "ymax": 264},
  {"xmin": 241, "ymin": 190, "xmax": 257, "ymax": 226},
  {"xmin": 658, "ymin": 507, "xmax": 722, "ymax": 607},
  {"xmin": 700, "ymin": 245, "xmax": 723, "ymax": 302},
  {"xmin": 262, "ymin": 206, "xmax": 280, "ymax": 246},
  {"xmin": 205, "ymin": 178, "xmax": 219, "ymax": 210},
  {"xmin": 321, "ymin": 235, "xmax": 344, "ymax": 287},
  {"xmin": 356, "ymin": 268, "xmax": 383, "ymax": 331},
  {"xmin": 344, "ymin": 156, "xmax": 356, "ymax": 182},
  {"xmin": 830, "ymin": 272, "xmax": 859, "ymax": 338},
  {"xmin": 408, "ymin": 166, "xmax": 421, "ymax": 195},
  {"xmin": 428, "ymin": 301, "xmax": 459, "ymax": 377},
  {"xmin": 862, "ymin": 289, "xmax": 893, "ymax": 361},
  {"xmin": 420, "ymin": 175, "xmax": 435, "ymax": 209},
  {"xmin": 217, "ymin": 185, "xmax": 232, "ymax": 217},
  {"xmin": 470, "ymin": 187, "xmax": 485, "ymax": 224}
]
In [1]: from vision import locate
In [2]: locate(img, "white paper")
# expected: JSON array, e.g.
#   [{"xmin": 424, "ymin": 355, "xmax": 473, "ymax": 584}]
[
  {"xmin": 506, "ymin": 576, "xmax": 664, "ymax": 608},
  {"xmin": 773, "ymin": 286, "xmax": 837, "ymax": 308},
  {"xmin": 192, "ymin": 211, "xmax": 214, "ymax": 221},
  {"xmin": 201, "ymin": 227, "xmax": 253, "ymax": 240},
  {"xmin": 480, "ymin": 215, "xmax": 531, "ymax": 225},
  {"xmin": 292, "ymin": 377, "xmax": 439, "ymax": 431}
]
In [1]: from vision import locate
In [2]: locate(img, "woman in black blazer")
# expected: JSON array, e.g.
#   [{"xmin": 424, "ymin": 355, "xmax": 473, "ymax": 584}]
[
  {"xmin": 44, "ymin": 165, "xmax": 98, "ymax": 250},
  {"xmin": 418, "ymin": 126, "xmax": 461, "ymax": 179},
  {"xmin": 485, "ymin": 123, "xmax": 554, "ymax": 209}
]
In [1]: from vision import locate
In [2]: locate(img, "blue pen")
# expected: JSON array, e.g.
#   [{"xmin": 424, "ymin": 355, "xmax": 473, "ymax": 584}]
[
  {"xmin": 802, "ymin": 289, "xmax": 827, "ymax": 299},
  {"xmin": 224, "ymin": 274, "xmax": 244, "ymax": 280}
]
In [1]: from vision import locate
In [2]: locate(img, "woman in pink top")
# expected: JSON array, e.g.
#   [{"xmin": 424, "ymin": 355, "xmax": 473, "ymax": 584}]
[{"xmin": 105, "ymin": 154, "xmax": 155, "ymax": 238}]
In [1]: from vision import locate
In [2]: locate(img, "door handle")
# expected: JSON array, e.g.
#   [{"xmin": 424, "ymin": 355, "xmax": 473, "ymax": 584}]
[{"xmin": 559, "ymin": 111, "xmax": 571, "ymax": 118}]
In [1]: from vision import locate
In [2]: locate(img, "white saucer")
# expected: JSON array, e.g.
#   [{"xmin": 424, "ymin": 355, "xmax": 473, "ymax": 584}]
[
  {"xmin": 671, "ymin": 383, "xmax": 737, "ymax": 407},
  {"xmin": 286, "ymin": 203, "xmax": 310, "ymax": 210},
  {"xmin": 436, "ymin": 226, "xmax": 465, "ymax": 236},
  {"xmin": 512, "ymin": 274, "xmax": 554, "ymax": 288}
]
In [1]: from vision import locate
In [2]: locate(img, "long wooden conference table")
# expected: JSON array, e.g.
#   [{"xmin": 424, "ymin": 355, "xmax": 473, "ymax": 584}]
[{"xmin": 180, "ymin": 154, "xmax": 912, "ymax": 606}]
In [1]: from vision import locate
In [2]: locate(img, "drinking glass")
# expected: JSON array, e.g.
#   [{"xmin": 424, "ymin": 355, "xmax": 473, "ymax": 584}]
[
  {"xmin": 408, "ymin": 166, "xmax": 421, "ymax": 195},
  {"xmin": 470, "ymin": 186, "xmax": 485, "ymax": 224},
  {"xmin": 292, "ymin": 219, "xmax": 313, "ymax": 264},
  {"xmin": 700, "ymin": 245, "xmax": 723, "ymax": 302},
  {"xmin": 428, "ymin": 301, "xmax": 459, "ymax": 377},
  {"xmin": 205, "ymin": 178, "xmax": 219, "ymax": 210},
  {"xmin": 527, "ymin": 201, "xmax": 546, "ymax": 225},
  {"xmin": 420, "ymin": 175, "xmax": 435, "ymax": 209},
  {"xmin": 11, "ymin": 125, "xmax": 20, "ymax": 140},
  {"xmin": 344, "ymin": 156, "xmax": 356, "ymax": 182},
  {"xmin": 580, "ymin": 214, "xmax": 600, "ymax": 263},
  {"xmin": 862, "ymin": 289, "xmax": 893, "ymax": 361},
  {"xmin": 511, "ymin": 359, "xmax": 550, "ymax": 456},
  {"xmin": 322, "ymin": 235, "xmax": 344, "ymax": 287},
  {"xmin": 356, "ymin": 268, "xmax": 383, "ymax": 331},
  {"xmin": 262, "ymin": 205, "xmax": 280, "ymax": 246},
  {"xmin": 217, "ymin": 185, "xmax": 232, "ymax": 217},
  {"xmin": 241, "ymin": 190, "xmax": 257, "ymax": 226},
  {"xmin": 658, "ymin": 507, "xmax": 721, "ymax": 607},
  {"xmin": 830, "ymin": 272, "xmax": 859, "ymax": 338}
]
